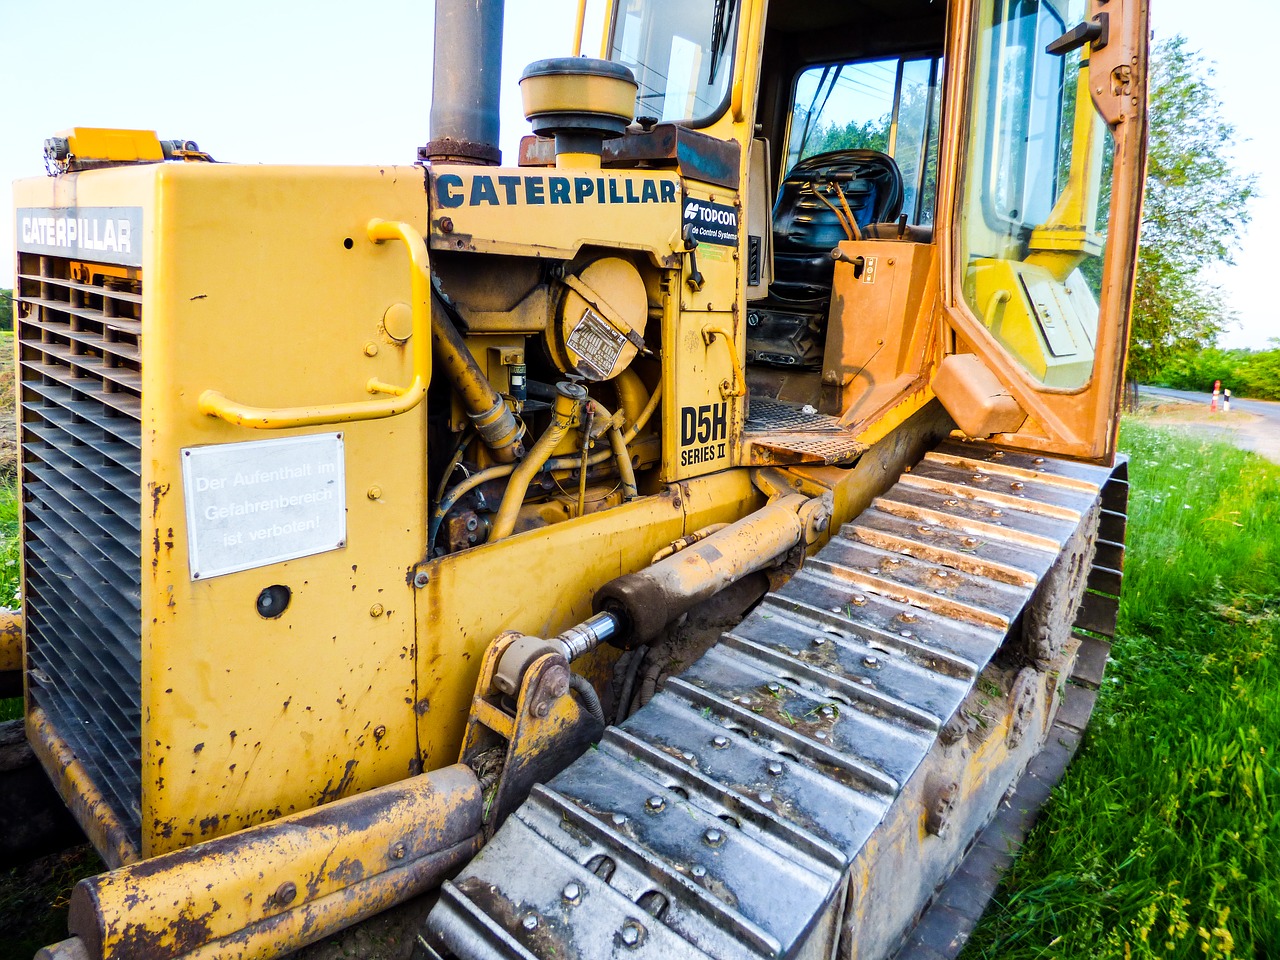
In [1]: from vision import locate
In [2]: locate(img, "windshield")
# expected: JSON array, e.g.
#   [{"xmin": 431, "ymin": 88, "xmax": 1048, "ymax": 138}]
[
  {"xmin": 608, "ymin": 0, "xmax": 741, "ymax": 125},
  {"xmin": 786, "ymin": 56, "xmax": 943, "ymax": 225}
]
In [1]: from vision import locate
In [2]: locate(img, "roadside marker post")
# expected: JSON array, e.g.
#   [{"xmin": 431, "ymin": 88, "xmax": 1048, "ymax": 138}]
[
  {"xmin": 1212, "ymin": 380, "xmax": 1221, "ymax": 412},
  {"xmin": 1225, "ymin": 389, "xmax": 1232, "ymax": 413}
]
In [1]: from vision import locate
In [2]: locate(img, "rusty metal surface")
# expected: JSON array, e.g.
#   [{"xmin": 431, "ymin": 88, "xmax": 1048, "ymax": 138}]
[
  {"xmin": 63, "ymin": 764, "xmax": 481, "ymax": 960},
  {"xmin": 744, "ymin": 397, "xmax": 868, "ymax": 466},
  {"xmin": 517, "ymin": 125, "xmax": 742, "ymax": 189},
  {"xmin": 423, "ymin": 441, "xmax": 1114, "ymax": 959}
]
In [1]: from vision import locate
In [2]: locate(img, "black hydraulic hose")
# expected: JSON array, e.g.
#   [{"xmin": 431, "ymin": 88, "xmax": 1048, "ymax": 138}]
[
  {"xmin": 613, "ymin": 644, "xmax": 648, "ymax": 725},
  {"xmin": 568, "ymin": 673, "xmax": 606, "ymax": 729}
]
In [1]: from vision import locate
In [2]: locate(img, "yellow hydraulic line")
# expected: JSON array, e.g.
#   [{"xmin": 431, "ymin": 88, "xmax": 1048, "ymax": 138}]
[
  {"xmin": 609, "ymin": 424, "xmax": 638, "ymax": 500},
  {"xmin": 429, "ymin": 381, "xmax": 663, "ymax": 542},
  {"xmin": 198, "ymin": 219, "xmax": 431, "ymax": 429},
  {"xmin": 489, "ymin": 385, "xmax": 585, "ymax": 542},
  {"xmin": 702, "ymin": 325, "xmax": 746, "ymax": 398}
]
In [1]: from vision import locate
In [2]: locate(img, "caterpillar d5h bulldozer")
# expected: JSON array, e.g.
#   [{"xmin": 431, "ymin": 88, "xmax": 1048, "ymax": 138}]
[{"xmin": 7, "ymin": 0, "xmax": 1145, "ymax": 957}]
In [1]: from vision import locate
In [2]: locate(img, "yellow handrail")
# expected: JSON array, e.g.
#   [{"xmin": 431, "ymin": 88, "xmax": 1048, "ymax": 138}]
[
  {"xmin": 198, "ymin": 219, "xmax": 432, "ymax": 429},
  {"xmin": 702, "ymin": 324, "xmax": 746, "ymax": 398},
  {"xmin": 730, "ymin": 0, "xmax": 761, "ymax": 122}
]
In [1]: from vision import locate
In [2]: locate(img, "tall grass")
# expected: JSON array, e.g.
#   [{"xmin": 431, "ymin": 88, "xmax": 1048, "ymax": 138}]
[{"xmin": 964, "ymin": 422, "xmax": 1280, "ymax": 958}]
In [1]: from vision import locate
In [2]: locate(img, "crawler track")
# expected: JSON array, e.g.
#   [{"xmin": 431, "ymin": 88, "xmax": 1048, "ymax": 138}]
[{"xmin": 424, "ymin": 442, "xmax": 1126, "ymax": 960}]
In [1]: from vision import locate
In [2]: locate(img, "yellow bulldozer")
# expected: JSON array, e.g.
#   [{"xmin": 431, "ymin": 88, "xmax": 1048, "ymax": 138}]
[{"xmin": 4, "ymin": 0, "xmax": 1146, "ymax": 956}]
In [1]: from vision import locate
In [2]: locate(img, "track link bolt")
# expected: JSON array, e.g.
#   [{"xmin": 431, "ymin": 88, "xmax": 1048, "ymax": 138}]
[
  {"xmin": 691, "ymin": 864, "xmax": 707, "ymax": 878},
  {"xmin": 712, "ymin": 735, "xmax": 729, "ymax": 748},
  {"xmin": 815, "ymin": 730, "xmax": 829, "ymax": 740},
  {"xmin": 681, "ymin": 751, "xmax": 695, "ymax": 762},
  {"xmin": 522, "ymin": 914, "xmax": 539, "ymax": 931},
  {"xmin": 767, "ymin": 760, "xmax": 784, "ymax": 775},
  {"xmin": 620, "ymin": 920, "xmax": 645, "ymax": 947},
  {"xmin": 1010, "ymin": 481, "xmax": 1025, "ymax": 491},
  {"xmin": 863, "ymin": 655, "xmax": 880, "ymax": 669},
  {"xmin": 759, "ymin": 791, "xmax": 773, "ymax": 804},
  {"xmin": 646, "ymin": 795, "xmax": 666, "ymax": 813},
  {"xmin": 563, "ymin": 882, "xmax": 582, "ymax": 904},
  {"xmin": 812, "ymin": 636, "xmax": 826, "ymax": 647},
  {"xmin": 851, "ymin": 595, "xmax": 867, "ymax": 606},
  {"xmin": 704, "ymin": 828, "xmax": 724, "ymax": 846},
  {"xmin": 612, "ymin": 812, "xmax": 627, "ymax": 826}
]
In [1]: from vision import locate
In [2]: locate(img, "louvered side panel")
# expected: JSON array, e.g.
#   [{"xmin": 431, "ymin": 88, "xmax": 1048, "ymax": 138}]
[{"xmin": 16, "ymin": 253, "xmax": 144, "ymax": 847}]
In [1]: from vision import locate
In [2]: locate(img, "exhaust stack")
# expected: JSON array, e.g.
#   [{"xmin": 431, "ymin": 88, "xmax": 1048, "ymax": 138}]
[{"xmin": 421, "ymin": 0, "xmax": 504, "ymax": 165}]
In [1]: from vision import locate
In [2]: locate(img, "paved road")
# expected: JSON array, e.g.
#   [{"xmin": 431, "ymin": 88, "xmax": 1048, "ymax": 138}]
[{"xmin": 1139, "ymin": 385, "xmax": 1280, "ymax": 463}]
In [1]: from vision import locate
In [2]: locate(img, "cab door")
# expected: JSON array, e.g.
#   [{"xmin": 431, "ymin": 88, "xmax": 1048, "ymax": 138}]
[{"xmin": 935, "ymin": 0, "xmax": 1148, "ymax": 460}]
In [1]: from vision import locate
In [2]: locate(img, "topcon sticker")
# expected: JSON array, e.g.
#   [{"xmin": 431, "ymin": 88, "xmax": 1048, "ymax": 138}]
[{"xmin": 682, "ymin": 198, "xmax": 739, "ymax": 246}]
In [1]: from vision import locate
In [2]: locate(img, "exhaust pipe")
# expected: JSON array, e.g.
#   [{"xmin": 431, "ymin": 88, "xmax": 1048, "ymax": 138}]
[{"xmin": 421, "ymin": 0, "xmax": 505, "ymax": 165}]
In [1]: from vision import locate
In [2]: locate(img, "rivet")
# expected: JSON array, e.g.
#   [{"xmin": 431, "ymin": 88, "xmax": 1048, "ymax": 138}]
[
  {"xmin": 363, "ymin": 341, "xmax": 379, "ymax": 357},
  {"xmin": 620, "ymin": 921, "xmax": 644, "ymax": 947},
  {"xmin": 369, "ymin": 603, "xmax": 385, "ymax": 618},
  {"xmin": 563, "ymin": 881, "xmax": 582, "ymax": 903},
  {"xmin": 692, "ymin": 864, "xmax": 707, "ymax": 878},
  {"xmin": 863, "ymin": 655, "xmax": 880, "ymax": 668},
  {"xmin": 646, "ymin": 795, "xmax": 666, "ymax": 813},
  {"xmin": 767, "ymin": 761, "xmax": 783, "ymax": 775},
  {"xmin": 812, "ymin": 636, "xmax": 826, "ymax": 647},
  {"xmin": 712, "ymin": 735, "xmax": 729, "ymax": 748},
  {"xmin": 704, "ymin": 828, "xmax": 724, "ymax": 845},
  {"xmin": 367, "ymin": 486, "xmax": 382, "ymax": 500},
  {"xmin": 759, "ymin": 791, "xmax": 773, "ymax": 804},
  {"xmin": 522, "ymin": 914, "xmax": 539, "ymax": 931}
]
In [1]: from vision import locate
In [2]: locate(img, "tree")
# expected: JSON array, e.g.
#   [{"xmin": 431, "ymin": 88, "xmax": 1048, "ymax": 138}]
[
  {"xmin": 0, "ymin": 290, "xmax": 11, "ymax": 333},
  {"xmin": 1127, "ymin": 36, "xmax": 1256, "ymax": 382}
]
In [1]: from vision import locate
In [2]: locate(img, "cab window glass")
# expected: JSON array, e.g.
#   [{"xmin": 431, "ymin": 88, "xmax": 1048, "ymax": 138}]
[
  {"xmin": 958, "ymin": 0, "xmax": 1114, "ymax": 388},
  {"xmin": 610, "ymin": 0, "xmax": 739, "ymax": 124},
  {"xmin": 785, "ymin": 56, "xmax": 943, "ymax": 225}
]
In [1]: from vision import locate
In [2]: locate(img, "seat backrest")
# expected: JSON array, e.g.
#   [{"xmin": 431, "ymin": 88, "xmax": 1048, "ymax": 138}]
[{"xmin": 769, "ymin": 150, "xmax": 904, "ymax": 301}]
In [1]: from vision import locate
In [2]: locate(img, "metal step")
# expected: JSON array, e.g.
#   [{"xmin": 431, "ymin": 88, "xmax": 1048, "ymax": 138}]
[{"xmin": 425, "ymin": 442, "xmax": 1115, "ymax": 960}]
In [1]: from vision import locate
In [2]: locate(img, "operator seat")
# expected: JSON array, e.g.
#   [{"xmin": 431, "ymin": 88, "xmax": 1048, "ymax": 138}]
[{"xmin": 747, "ymin": 149, "xmax": 905, "ymax": 368}]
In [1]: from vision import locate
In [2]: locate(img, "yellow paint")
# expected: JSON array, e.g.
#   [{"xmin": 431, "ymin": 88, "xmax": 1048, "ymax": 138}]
[{"xmin": 57, "ymin": 127, "xmax": 164, "ymax": 163}]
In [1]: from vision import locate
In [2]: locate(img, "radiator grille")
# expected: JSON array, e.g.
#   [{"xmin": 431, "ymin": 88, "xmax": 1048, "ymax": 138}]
[{"xmin": 16, "ymin": 253, "xmax": 143, "ymax": 847}]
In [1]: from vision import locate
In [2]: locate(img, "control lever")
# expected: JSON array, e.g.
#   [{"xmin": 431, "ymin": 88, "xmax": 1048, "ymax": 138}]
[
  {"xmin": 831, "ymin": 247, "xmax": 865, "ymax": 279},
  {"xmin": 682, "ymin": 224, "xmax": 705, "ymax": 291}
]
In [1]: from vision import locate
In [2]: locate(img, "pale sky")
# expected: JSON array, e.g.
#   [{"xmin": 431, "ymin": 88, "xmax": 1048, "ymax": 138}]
[{"xmin": 3, "ymin": 0, "xmax": 1275, "ymax": 349}]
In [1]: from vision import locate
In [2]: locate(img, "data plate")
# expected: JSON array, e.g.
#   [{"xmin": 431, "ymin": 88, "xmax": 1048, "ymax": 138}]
[{"xmin": 181, "ymin": 433, "xmax": 346, "ymax": 580}]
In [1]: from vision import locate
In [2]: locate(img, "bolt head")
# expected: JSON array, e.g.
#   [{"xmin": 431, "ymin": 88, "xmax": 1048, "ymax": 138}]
[
  {"xmin": 620, "ymin": 921, "xmax": 644, "ymax": 946},
  {"xmin": 646, "ymin": 795, "xmax": 666, "ymax": 813},
  {"xmin": 704, "ymin": 828, "xmax": 724, "ymax": 845},
  {"xmin": 852, "ymin": 595, "xmax": 867, "ymax": 606},
  {"xmin": 820, "ymin": 705, "xmax": 835, "ymax": 718},
  {"xmin": 863, "ymin": 655, "xmax": 880, "ymax": 668},
  {"xmin": 412, "ymin": 570, "xmax": 430, "ymax": 588},
  {"xmin": 390, "ymin": 841, "xmax": 406, "ymax": 860},
  {"xmin": 367, "ymin": 485, "xmax": 382, "ymax": 500},
  {"xmin": 812, "ymin": 636, "xmax": 826, "ymax": 647},
  {"xmin": 681, "ymin": 751, "xmax": 695, "ymax": 762},
  {"xmin": 758, "ymin": 791, "xmax": 773, "ymax": 804},
  {"xmin": 563, "ymin": 881, "xmax": 582, "ymax": 903},
  {"xmin": 692, "ymin": 864, "xmax": 707, "ymax": 878},
  {"xmin": 767, "ymin": 760, "xmax": 783, "ymax": 775},
  {"xmin": 522, "ymin": 914, "xmax": 539, "ymax": 931},
  {"xmin": 815, "ymin": 730, "xmax": 828, "ymax": 740},
  {"xmin": 712, "ymin": 735, "xmax": 729, "ymax": 748},
  {"xmin": 767, "ymin": 681, "xmax": 780, "ymax": 693},
  {"xmin": 369, "ymin": 603, "xmax": 385, "ymax": 618},
  {"xmin": 612, "ymin": 812, "xmax": 627, "ymax": 826}
]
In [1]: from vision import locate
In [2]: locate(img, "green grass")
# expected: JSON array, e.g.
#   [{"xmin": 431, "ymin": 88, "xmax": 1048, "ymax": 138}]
[
  {"xmin": 963, "ymin": 422, "xmax": 1280, "ymax": 959},
  {"xmin": 1, "ymin": 476, "xmax": 18, "ymax": 723}
]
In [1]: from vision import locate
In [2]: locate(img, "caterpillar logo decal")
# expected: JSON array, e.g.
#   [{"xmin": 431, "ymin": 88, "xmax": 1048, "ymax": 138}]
[
  {"xmin": 680, "ymin": 402, "xmax": 729, "ymax": 466},
  {"xmin": 434, "ymin": 171, "xmax": 677, "ymax": 209}
]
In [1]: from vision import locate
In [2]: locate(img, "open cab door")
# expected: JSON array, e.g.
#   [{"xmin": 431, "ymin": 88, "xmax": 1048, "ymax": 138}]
[{"xmin": 935, "ymin": 0, "xmax": 1148, "ymax": 461}]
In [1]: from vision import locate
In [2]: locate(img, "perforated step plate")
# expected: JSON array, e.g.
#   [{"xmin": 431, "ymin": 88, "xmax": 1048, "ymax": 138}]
[{"xmin": 425, "ymin": 442, "xmax": 1114, "ymax": 960}]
